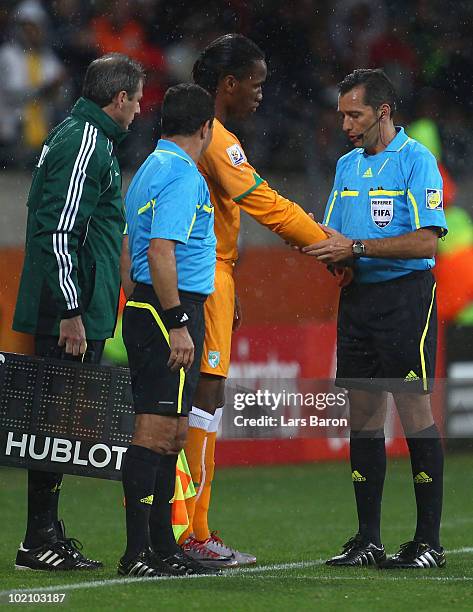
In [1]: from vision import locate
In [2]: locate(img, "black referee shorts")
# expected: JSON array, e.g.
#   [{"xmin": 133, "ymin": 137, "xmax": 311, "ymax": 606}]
[
  {"xmin": 122, "ymin": 283, "xmax": 206, "ymax": 417},
  {"xmin": 336, "ymin": 270, "xmax": 437, "ymax": 394}
]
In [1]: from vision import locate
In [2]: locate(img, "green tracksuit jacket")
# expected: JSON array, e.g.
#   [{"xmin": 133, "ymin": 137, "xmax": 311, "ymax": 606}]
[{"xmin": 13, "ymin": 97, "xmax": 128, "ymax": 340}]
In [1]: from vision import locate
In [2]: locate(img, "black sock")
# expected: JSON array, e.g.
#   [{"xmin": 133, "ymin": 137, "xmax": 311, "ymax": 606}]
[
  {"xmin": 406, "ymin": 424, "xmax": 443, "ymax": 550},
  {"xmin": 150, "ymin": 453, "xmax": 180, "ymax": 556},
  {"xmin": 122, "ymin": 444, "xmax": 162, "ymax": 561},
  {"xmin": 24, "ymin": 470, "xmax": 63, "ymax": 548},
  {"xmin": 350, "ymin": 429, "xmax": 386, "ymax": 547}
]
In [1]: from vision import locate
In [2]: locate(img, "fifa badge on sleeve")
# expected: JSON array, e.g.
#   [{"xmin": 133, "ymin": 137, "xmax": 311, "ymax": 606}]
[
  {"xmin": 425, "ymin": 189, "xmax": 443, "ymax": 210},
  {"xmin": 226, "ymin": 144, "xmax": 246, "ymax": 166}
]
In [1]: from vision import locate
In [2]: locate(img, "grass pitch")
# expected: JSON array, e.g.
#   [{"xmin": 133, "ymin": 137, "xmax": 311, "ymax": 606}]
[{"xmin": 0, "ymin": 454, "xmax": 472, "ymax": 611}]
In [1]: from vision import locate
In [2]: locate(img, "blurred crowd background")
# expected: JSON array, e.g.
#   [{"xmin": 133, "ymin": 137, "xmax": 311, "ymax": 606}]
[
  {"xmin": 1, "ymin": 0, "xmax": 473, "ymax": 441},
  {"xmin": 0, "ymin": 0, "xmax": 471, "ymax": 181}
]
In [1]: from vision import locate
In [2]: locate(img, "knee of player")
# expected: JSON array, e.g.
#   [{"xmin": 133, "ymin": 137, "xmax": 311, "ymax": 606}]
[{"xmin": 194, "ymin": 374, "xmax": 226, "ymax": 410}]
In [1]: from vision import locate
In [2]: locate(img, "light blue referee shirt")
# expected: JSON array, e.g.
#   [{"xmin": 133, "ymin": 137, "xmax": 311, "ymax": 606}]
[
  {"xmin": 323, "ymin": 127, "xmax": 448, "ymax": 283},
  {"xmin": 125, "ymin": 139, "xmax": 216, "ymax": 295}
]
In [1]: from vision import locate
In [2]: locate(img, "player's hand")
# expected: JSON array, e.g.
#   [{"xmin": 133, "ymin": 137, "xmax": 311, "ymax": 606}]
[
  {"xmin": 168, "ymin": 327, "xmax": 194, "ymax": 372},
  {"xmin": 233, "ymin": 293, "xmax": 242, "ymax": 331},
  {"xmin": 328, "ymin": 264, "xmax": 354, "ymax": 287},
  {"xmin": 58, "ymin": 316, "xmax": 87, "ymax": 357},
  {"xmin": 302, "ymin": 224, "xmax": 353, "ymax": 263}
]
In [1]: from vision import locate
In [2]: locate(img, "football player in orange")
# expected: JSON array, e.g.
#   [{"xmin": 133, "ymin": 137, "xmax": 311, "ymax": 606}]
[{"xmin": 179, "ymin": 34, "xmax": 327, "ymax": 567}]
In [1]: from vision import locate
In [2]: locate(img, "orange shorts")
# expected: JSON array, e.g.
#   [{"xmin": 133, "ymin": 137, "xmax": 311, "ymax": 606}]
[{"xmin": 201, "ymin": 261, "xmax": 235, "ymax": 377}]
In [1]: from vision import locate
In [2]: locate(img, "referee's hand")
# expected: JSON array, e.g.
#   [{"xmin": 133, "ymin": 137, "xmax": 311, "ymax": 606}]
[
  {"xmin": 302, "ymin": 224, "xmax": 353, "ymax": 263},
  {"xmin": 168, "ymin": 327, "xmax": 194, "ymax": 372}
]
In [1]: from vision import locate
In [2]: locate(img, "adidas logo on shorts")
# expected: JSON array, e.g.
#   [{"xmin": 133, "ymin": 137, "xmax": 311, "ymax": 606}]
[
  {"xmin": 352, "ymin": 470, "xmax": 367, "ymax": 482},
  {"xmin": 414, "ymin": 471, "xmax": 433, "ymax": 484}
]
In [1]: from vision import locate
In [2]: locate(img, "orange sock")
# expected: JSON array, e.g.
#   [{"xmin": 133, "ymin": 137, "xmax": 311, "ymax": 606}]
[
  {"xmin": 178, "ymin": 425, "xmax": 207, "ymax": 544},
  {"xmin": 193, "ymin": 431, "xmax": 216, "ymax": 541}
]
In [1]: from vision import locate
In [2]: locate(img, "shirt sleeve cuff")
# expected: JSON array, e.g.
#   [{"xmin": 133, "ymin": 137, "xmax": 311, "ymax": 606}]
[{"xmin": 62, "ymin": 306, "xmax": 82, "ymax": 319}]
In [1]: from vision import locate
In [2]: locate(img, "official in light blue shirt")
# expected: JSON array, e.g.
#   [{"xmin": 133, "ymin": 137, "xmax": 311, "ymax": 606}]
[
  {"xmin": 322, "ymin": 127, "xmax": 447, "ymax": 283},
  {"xmin": 306, "ymin": 69, "xmax": 448, "ymax": 570},
  {"xmin": 126, "ymin": 139, "xmax": 216, "ymax": 296}
]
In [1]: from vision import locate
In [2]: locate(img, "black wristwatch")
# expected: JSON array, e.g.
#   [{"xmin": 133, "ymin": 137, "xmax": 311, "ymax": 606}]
[{"xmin": 352, "ymin": 240, "xmax": 366, "ymax": 258}]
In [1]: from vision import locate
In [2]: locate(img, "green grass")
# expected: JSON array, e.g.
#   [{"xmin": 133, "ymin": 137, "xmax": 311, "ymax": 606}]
[{"xmin": 0, "ymin": 455, "xmax": 472, "ymax": 611}]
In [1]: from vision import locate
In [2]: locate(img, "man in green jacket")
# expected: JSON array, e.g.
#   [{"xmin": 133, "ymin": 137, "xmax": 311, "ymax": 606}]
[{"xmin": 12, "ymin": 53, "xmax": 144, "ymax": 571}]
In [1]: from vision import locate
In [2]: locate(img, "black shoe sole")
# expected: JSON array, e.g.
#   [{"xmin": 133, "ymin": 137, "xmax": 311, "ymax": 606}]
[
  {"xmin": 326, "ymin": 555, "xmax": 386, "ymax": 567},
  {"xmin": 15, "ymin": 563, "xmax": 100, "ymax": 571},
  {"xmin": 379, "ymin": 563, "xmax": 446, "ymax": 570}
]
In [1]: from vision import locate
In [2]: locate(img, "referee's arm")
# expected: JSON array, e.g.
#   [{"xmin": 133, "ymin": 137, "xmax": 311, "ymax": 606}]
[
  {"xmin": 302, "ymin": 226, "xmax": 440, "ymax": 264},
  {"xmin": 36, "ymin": 139, "xmax": 101, "ymax": 356},
  {"xmin": 148, "ymin": 238, "xmax": 181, "ymax": 309},
  {"xmin": 147, "ymin": 238, "xmax": 194, "ymax": 372},
  {"xmin": 120, "ymin": 235, "xmax": 136, "ymax": 299}
]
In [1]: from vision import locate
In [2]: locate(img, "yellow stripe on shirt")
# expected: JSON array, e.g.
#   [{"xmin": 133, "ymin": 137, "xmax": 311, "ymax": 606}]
[
  {"xmin": 407, "ymin": 189, "xmax": 421, "ymax": 229},
  {"xmin": 369, "ymin": 190, "xmax": 405, "ymax": 196},
  {"xmin": 138, "ymin": 198, "xmax": 156, "ymax": 215},
  {"xmin": 324, "ymin": 190, "xmax": 338, "ymax": 225}
]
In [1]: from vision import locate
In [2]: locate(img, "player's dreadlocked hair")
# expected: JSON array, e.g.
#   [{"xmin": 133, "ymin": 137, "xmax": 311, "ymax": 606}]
[{"xmin": 193, "ymin": 33, "xmax": 265, "ymax": 97}]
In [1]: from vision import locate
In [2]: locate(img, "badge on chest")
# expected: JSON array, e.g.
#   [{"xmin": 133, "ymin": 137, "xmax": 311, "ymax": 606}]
[{"xmin": 371, "ymin": 197, "xmax": 393, "ymax": 228}]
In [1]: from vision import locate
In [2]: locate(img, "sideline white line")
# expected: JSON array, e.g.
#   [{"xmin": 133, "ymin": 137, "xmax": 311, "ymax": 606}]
[
  {"xmin": 0, "ymin": 561, "xmax": 326, "ymax": 596},
  {"xmin": 1, "ymin": 547, "xmax": 471, "ymax": 595},
  {"xmin": 448, "ymin": 547, "xmax": 473, "ymax": 554},
  {"xmin": 234, "ymin": 560, "xmax": 323, "ymax": 574},
  {"xmin": 241, "ymin": 574, "xmax": 473, "ymax": 583}
]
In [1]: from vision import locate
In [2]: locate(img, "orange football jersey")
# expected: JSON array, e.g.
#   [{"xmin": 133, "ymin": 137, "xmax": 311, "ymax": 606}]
[{"xmin": 198, "ymin": 119, "xmax": 326, "ymax": 263}]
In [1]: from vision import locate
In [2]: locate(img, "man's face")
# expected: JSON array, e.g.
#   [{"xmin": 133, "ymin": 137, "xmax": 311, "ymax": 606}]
[
  {"xmin": 229, "ymin": 60, "xmax": 267, "ymax": 120},
  {"xmin": 117, "ymin": 80, "xmax": 143, "ymax": 130},
  {"xmin": 338, "ymin": 85, "xmax": 380, "ymax": 151}
]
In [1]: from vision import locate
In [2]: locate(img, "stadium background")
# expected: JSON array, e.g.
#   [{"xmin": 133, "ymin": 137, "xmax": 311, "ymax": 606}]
[
  {"xmin": 1, "ymin": 0, "xmax": 473, "ymax": 460},
  {"xmin": 0, "ymin": 1, "xmax": 472, "ymax": 607}
]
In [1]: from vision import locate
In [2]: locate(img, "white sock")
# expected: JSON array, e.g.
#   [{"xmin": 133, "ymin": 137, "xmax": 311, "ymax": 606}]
[
  {"xmin": 188, "ymin": 406, "xmax": 213, "ymax": 431},
  {"xmin": 208, "ymin": 407, "xmax": 223, "ymax": 434}
]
